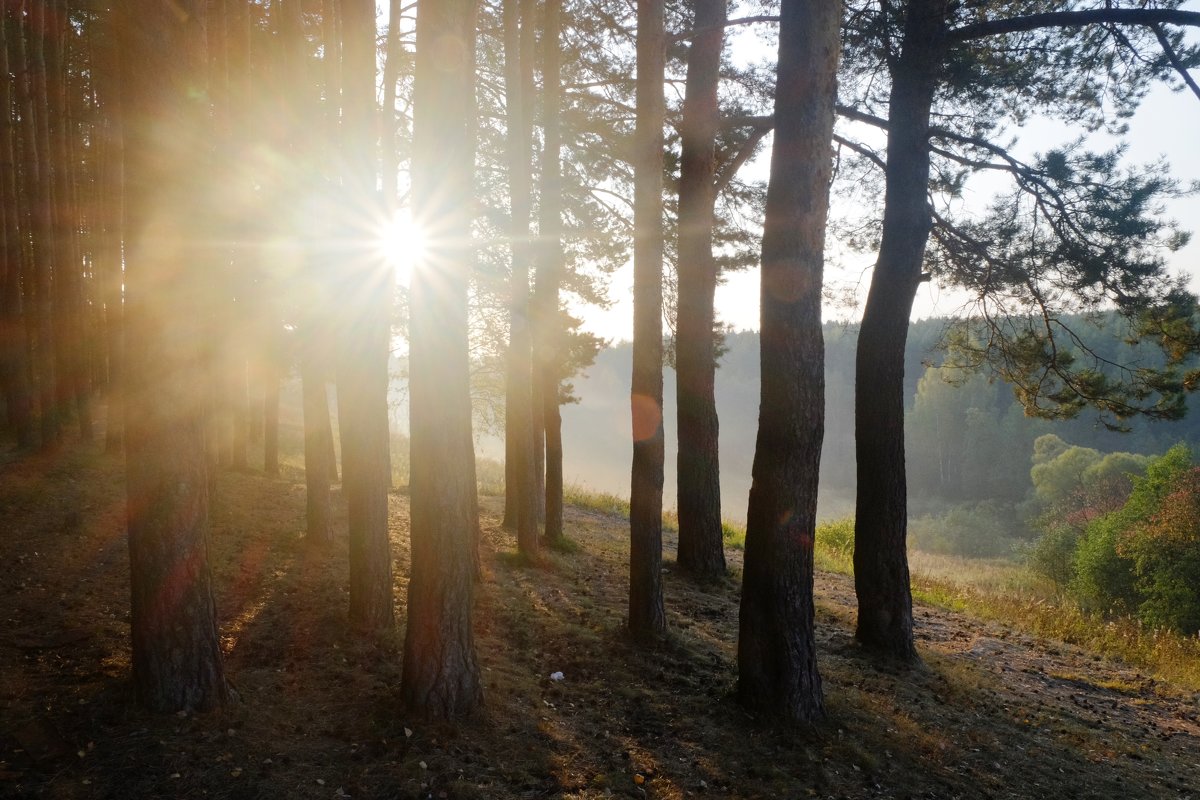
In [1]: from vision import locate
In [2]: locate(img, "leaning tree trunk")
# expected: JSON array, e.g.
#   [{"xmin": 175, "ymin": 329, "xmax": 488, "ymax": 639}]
[
  {"xmin": 502, "ymin": 0, "xmax": 540, "ymax": 554},
  {"xmin": 338, "ymin": 0, "xmax": 394, "ymax": 633},
  {"xmin": 119, "ymin": 0, "xmax": 228, "ymax": 713},
  {"xmin": 401, "ymin": 0, "xmax": 484, "ymax": 721},
  {"xmin": 628, "ymin": 0, "xmax": 667, "ymax": 641},
  {"xmin": 736, "ymin": 0, "xmax": 840, "ymax": 725},
  {"xmin": 536, "ymin": 0, "xmax": 565, "ymax": 545},
  {"xmin": 852, "ymin": 0, "xmax": 947, "ymax": 663},
  {"xmin": 675, "ymin": 0, "xmax": 727, "ymax": 581}
]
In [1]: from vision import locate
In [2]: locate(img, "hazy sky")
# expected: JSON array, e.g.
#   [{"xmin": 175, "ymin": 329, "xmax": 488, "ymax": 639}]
[{"xmin": 577, "ymin": 10, "xmax": 1200, "ymax": 339}]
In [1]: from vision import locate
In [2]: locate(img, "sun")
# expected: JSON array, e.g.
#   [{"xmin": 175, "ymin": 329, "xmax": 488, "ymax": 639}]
[{"xmin": 377, "ymin": 209, "xmax": 426, "ymax": 287}]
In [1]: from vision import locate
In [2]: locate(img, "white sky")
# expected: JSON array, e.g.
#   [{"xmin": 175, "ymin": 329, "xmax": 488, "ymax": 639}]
[{"xmin": 576, "ymin": 10, "xmax": 1200, "ymax": 340}]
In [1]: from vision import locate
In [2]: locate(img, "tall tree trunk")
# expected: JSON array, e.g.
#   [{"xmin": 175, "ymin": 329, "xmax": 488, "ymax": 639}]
[
  {"xmin": 675, "ymin": 0, "xmax": 727, "ymax": 581},
  {"xmin": 100, "ymin": 106, "xmax": 122, "ymax": 455},
  {"xmin": 338, "ymin": 0, "xmax": 394, "ymax": 633},
  {"xmin": 502, "ymin": 0, "xmax": 539, "ymax": 554},
  {"xmin": 263, "ymin": 369, "xmax": 280, "ymax": 475},
  {"xmin": 736, "ymin": 0, "xmax": 840, "ymax": 724},
  {"xmin": 119, "ymin": 0, "xmax": 227, "ymax": 713},
  {"xmin": 852, "ymin": 0, "xmax": 946, "ymax": 663},
  {"xmin": 26, "ymin": 0, "xmax": 60, "ymax": 447},
  {"xmin": 0, "ymin": 7, "xmax": 34, "ymax": 448},
  {"xmin": 302, "ymin": 357, "xmax": 334, "ymax": 544},
  {"xmin": 381, "ymin": 0, "xmax": 402, "ymax": 204},
  {"xmin": 536, "ymin": 0, "xmax": 565, "ymax": 545},
  {"xmin": 401, "ymin": 0, "xmax": 484, "ymax": 721},
  {"xmin": 628, "ymin": 0, "xmax": 667, "ymax": 641}
]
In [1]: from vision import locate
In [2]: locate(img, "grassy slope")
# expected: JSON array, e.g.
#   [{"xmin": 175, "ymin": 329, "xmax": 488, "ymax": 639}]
[{"xmin": 1, "ymin": 442, "xmax": 1199, "ymax": 799}]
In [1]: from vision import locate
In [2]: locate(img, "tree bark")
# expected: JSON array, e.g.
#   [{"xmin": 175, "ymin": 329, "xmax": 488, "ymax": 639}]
[
  {"xmin": 736, "ymin": 0, "xmax": 840, "ymax": 724},
  {"xmin": 675, "ymin": 0, "xmax": 727, "ymax": 581},
  {"xmin": 338, "ymin": 0, "xmax": 395, "ymax": 633},
  {"xmin": 852, "ymin": 0, "xmax": 947, "ymax": 663},
  {"xmin": 119, "ymin": 0, "xmax": 227, "ymax": 713},
  {"xmin": 502, "ymin": 0, "xmax": 539, "ymax": 554},
  {"xmin": 401, "ymin": 0, "xmax": 484, "ymax": 721},
  {"xmin": 536, "ymin": 0, "xmax": 565, "ymax": 545},
  {"xmin": 628, "ymin": 0, "xmax": 667, "ymax": 641}
]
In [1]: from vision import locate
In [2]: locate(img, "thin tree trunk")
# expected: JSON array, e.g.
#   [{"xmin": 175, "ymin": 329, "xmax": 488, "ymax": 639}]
[
  {"xmin": 736, "ymin": 0, "xmax": 840, "ymax": 724},
  {"xmin": 401, "ymin": 0, "xmax": 484, "ymax": 721},
  {"xmin": 675, "ymin": 0, "xmax": 727, "ymax": 581},
  {"xmin": 629, "ymin": 0, "xmax": 667, "ymax": 641},
  {"xmin": 502, "ymin": 0, "xmax": 539, "ymax": 553},
  {"xmin": 0, "ymin": 7, "xmax": 34, "ymax": 448},
  {"xmin": 381, "ymin": 0, "xmax": 402, "ymax": 204},
  {"xmin": 536, "ymin": 0, "xmax": 565, "ymax": 545},
  {"xmin": 119, "ymin": 0, "xmax": 227, "ymax": 713},
  {"xmin": 26, "ymin": 0, "xmax": 60, "ymax": 447},
  {"xmin": 263, "ymin": 370, "xmax": 280, "ymax": 475},
  {"xmin": 302, "ymin": 356, "xmax": 334, "ymax": 544},
  {"xmin": 337, "ymin": 0, "xmax": 395, "ymax": 633},
  {"xmin": 852, "ymin": 0, "xmax": 947, "ymax": 663}
]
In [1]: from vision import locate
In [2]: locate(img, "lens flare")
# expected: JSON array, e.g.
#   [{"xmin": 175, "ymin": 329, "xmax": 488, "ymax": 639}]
[{"xmin": 378, "ymin": 210, "xmax": 426, "ymax": 287}]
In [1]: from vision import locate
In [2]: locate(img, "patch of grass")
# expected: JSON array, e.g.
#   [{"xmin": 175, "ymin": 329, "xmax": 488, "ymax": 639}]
[
  {"xmin": 721, "ymin": 520, "xmax": 746, "ymax": 550},
  {"xmin": 545, "ymin": 534, "xmax": 582, "ymax": 554},
  {"xmin": 814, "ymin": 517, "xmax": 855, "ymax": 574},
  {"xmin": 908, "ymin": 568, "xmax": 1200, "ymax": 691}
]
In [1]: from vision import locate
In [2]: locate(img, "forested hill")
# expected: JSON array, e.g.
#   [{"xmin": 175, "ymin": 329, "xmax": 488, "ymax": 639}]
[{"xmin": 558, "ymin": 317, "xmax": 1200, "ymax": 524}]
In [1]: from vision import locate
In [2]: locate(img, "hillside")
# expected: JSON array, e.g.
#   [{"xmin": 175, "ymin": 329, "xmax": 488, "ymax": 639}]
[{"xmin": 2, "ymin": 443, "xmax": 1199, "ymax": 799}]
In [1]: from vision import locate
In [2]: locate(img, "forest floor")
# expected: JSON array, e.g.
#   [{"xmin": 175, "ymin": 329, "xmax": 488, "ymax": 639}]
[{"xmin": 1, "ymin": 440, "xmax": 1199, "ymax": 800}]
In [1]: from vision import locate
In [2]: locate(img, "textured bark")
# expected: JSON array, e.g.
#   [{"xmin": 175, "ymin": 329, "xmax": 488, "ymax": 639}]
[
  {"xmin": 501, "ymin": 0, "xmax": 539, "ymax": 554},
  {"xmin": 736, "ymin": 0, "xmax": 840, "ymax": 724},
  {"xmin": 674, "ymin": 0, "xmax": 727, "ymax": 581},
  {"xmin": 339, "ymin": 0, "xmax": 394, "ymax": 633},
  {"xmin": 853, "ymin": 0, "xmax": 947, "ymax": 663},
  {"xmin": 536, "ymin": 0, "xmax": 565, "ymax": 545},
  {"xmin": 119, "ymin": 0, "xmax": 227, "ymax": 713},
  {"xmin": 628, "ymin": 0, "xmax": 666, "ymax": 641},
  {"xmin": 401, "ymin": 0, "xmax": 484, "ymax": 721}
]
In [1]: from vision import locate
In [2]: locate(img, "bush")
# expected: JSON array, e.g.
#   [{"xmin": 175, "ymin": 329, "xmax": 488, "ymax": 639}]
[
  {"xmin": 1026, "ymin": 523, "xmax": 1081, "ymax": 587},
  {"xmin": 908, "ymin": 502, "xmax": 1018, "ymax": 558},
  {"xmin": 1068, "ymin": 444, "xmax": 1200, "ymax": 634}
]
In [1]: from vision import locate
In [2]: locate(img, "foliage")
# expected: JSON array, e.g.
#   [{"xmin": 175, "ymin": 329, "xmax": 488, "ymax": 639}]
[
  {"xmin": 1065, "ymin": 444, "xmax": 1200, "ymax": 634},
  {"xmin": 908, "ymin": 502, "xmax": 1019, "ymax": 559},
  {"xmin": 814, "ymin": 517, "xmax": 856, "ymax": 572}
]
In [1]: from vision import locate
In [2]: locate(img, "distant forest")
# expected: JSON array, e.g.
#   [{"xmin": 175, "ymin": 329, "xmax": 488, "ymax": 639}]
[{"xmin": 555, "ymin": 315, "xmax": 1200, "ymax": 532}]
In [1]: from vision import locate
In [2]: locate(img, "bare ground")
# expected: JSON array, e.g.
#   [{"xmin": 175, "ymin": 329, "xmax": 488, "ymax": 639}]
[{"xmin": 1, "ymin": 441, "xmax": 1198, "ymax": 799}]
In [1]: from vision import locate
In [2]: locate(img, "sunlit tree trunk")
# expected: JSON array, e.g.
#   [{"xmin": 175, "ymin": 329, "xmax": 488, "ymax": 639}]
[
  {"xmin": 629, "ymin": 0, "xmax": 667, "ymax": 641},
  {"xmin": 536, "ymin": 0, "xmax": 566, "ymax": 545},
  {"xmin": 502, "ymin": 0, "xmax": 539, "ymax": 554},
  {"xmin": 338, "ymin": 0, "xmax": 394, "ymax": 632},
  {"xmin": 675, "ymin": 0, "xmax": 727, "ymax": 581},
  {"xmin": 736, "ymin": 0, "xmax": 840, "ymax": 724},
  {"xmin": 853, "ymin": 0, "xmax": 948, "ymax": 664},
  {"xmin": 401, "ymin": 0, "xmax": 484, "ymax": 720},
  {"xmin": 119, "ymin": 0, "xmax": 227, "ymax": 713}
]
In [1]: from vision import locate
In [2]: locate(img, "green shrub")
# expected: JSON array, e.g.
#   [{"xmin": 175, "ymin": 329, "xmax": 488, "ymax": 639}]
[
  {"xmin": 907, "ymin": 502, "xmax": 1018, "ymax": 558},
  {"xmin": 1026, "ymin": 523, "xmax": 1081, "ymax": 587}
]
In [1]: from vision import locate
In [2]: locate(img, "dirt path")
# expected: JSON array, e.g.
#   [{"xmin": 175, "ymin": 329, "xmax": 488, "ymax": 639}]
[{"xmin": 0, "ymin": 445, "xmax": 1197, "ymax": 799}]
